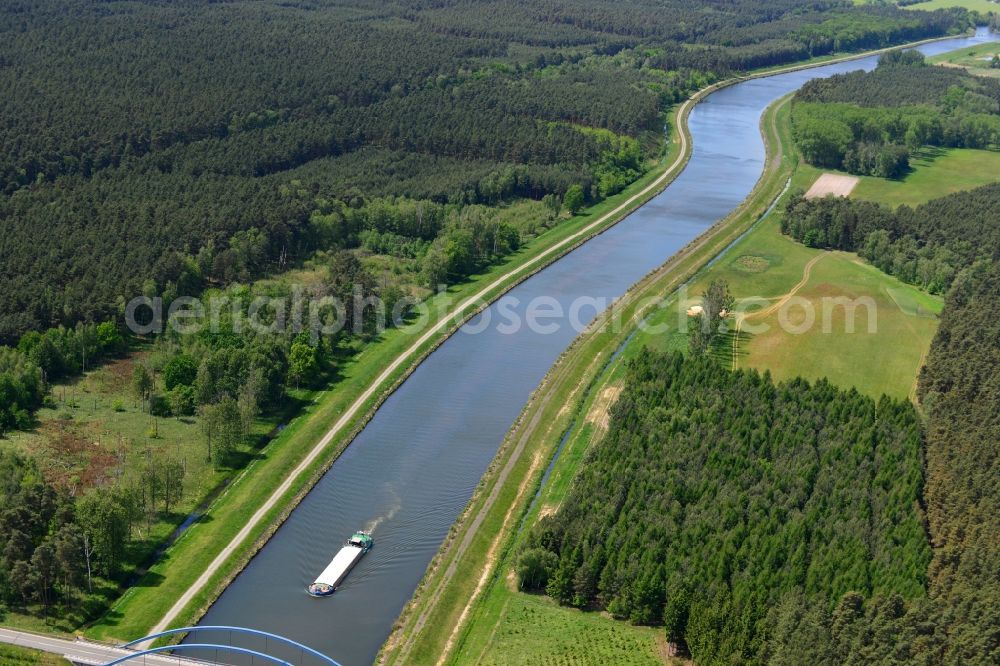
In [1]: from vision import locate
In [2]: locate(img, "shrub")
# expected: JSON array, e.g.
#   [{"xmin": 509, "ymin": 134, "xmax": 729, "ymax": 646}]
[{"xmin": 149, "ymin": 393, "xmax": 171, "ymax": 417}]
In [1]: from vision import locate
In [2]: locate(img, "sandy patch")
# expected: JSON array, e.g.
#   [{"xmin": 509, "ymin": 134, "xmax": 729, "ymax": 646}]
[
  {"xmin": 804, "ymin": 173, "xmax": 859, "ymax": 199},
  {"xmin": 586, "ymin": 384, "xmax": 623, "ymax": 433}
]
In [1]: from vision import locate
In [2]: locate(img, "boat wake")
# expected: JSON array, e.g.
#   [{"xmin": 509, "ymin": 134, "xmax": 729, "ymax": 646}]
[{"xmin": 364, "ymin": 491, "xmax": 400, "ymax": 534}]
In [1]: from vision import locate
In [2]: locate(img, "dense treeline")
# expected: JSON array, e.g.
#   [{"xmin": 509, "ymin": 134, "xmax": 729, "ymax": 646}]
[
  {"xmin": 782, "ymin": 183, "xmax": 1000, "ymax": 292},
  {"xmin": 792, "ymin": 51, "xmax": 1000, "ymax": 176},
  {"xmin": 0, "ymin": 0, "xmax": 969, "ymax": 340},
  {"xmin": 519, "ymin": 352, "xmax": 929, "ymax": 663},
  {"xmin": 916, "ymin": 262, "xmax": 1000, "ymax": 661},
  {"xmin": 797, "ymin": 49, "xmax": 1000, "ymax": 108}
]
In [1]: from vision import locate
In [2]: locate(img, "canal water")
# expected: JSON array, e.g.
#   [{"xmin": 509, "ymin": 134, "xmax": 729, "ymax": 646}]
[{"xmin": 192, "ymin": 29, "xmax": 997, "ymax": 666}]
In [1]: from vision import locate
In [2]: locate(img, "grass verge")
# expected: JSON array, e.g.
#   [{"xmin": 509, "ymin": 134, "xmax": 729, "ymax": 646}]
[{"xmin": 0, "ymin": 644, "xmax": 70, "ymax": 666}]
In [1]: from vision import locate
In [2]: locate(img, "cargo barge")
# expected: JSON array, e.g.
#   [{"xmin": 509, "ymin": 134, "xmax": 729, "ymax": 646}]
[{"xmin": 307, "ymin": 531, "xmax": 373, "ymax": 596}]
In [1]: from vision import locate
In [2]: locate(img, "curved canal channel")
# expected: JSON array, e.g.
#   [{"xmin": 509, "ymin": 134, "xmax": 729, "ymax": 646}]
[{"xmin": 191, "ymin": 29, "xmax": 997, "ymax": 666}]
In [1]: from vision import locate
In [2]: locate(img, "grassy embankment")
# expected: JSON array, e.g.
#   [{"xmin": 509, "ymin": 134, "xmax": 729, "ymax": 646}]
[
  {"xmin": 0, "ymin": 644, "xmax": 70, "ymax": 666},
  {"xmin": 384, "ymin": 54, "xmax": 1000, "ymax": 662},
  {"xmin": 931, "ymin": 41, "xmax": 1000, "ymax": 78},
  {"xmin": 80, "ymin": 101, "xmax": 694, "ymax": 642}
]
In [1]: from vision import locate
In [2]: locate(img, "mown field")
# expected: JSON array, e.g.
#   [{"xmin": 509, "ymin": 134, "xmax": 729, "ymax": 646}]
[
  {"xmin": 709, "ymin": 222, "xmax": 939, "ymax": 398},
  {"xmin": 850, "ymin": 147, "xmax": 1000, "ymax": 206},
  {"xmin": 791, "ymin": 146, "xmax": 1000, "ymax": 208},
  {"xmin": 902, "ymin": 0, "xmax": 1000, "ymax": 12}
]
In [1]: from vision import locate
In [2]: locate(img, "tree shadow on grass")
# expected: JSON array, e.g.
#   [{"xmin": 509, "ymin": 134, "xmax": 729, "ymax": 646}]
[{"xmin": 710, "ymin": 327, "xmax": 752, "ymax": 369}]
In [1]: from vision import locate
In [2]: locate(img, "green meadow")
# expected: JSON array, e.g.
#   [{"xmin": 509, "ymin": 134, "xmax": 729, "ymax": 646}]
[{"xmin": 902, "ymin": 0, "xmax": 1000, "ymax": 12}]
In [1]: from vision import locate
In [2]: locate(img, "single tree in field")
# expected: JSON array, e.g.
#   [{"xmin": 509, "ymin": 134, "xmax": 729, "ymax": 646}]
[
  {"xmin": 193, "ymin": 359, "xmax": 215, "ymax": 405},
  {"xmin": 52, "ymin": 525, "xmax": 83, "ymax": 597},
  {"xmin": 31, "ymin": 541, "xmax": 57, "ymax": 608},
  {"xmin": 689, "ymin": 279, "xmax": 734, "ymax": 355},
  {"xmin": 288, "ymin": 341, "xmax": 318, "ymax": 390},
  {"xmin": 542, "ymin": 193, "xmax": 561, "ymax": 219},
  {"xmin": 131, "ymin": 364, "xmax": 153, "ymax": 412},
  {"xmin": 238, "ymin": 369, "xmax": 262, "ymax": 436},
  {"xmin": 200, "ymin": 397, "xmax": 243, "ymax": 466},
  {"xmin": 77, "ymin": 490, "xmax": 129, "ymax": 578},
  {"xmin": 159, "ymin": 458, "xmax": 185, "ymax": 515},
  {"xmin": 563, "ymin": 184, "xmax": 585, "ymax": 215}
]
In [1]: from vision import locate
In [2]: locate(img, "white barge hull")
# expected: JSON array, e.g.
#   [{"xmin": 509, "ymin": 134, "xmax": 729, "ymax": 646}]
[{"xmin": 309, "ymin": 545, "xmax": 364, "ymax": 596}]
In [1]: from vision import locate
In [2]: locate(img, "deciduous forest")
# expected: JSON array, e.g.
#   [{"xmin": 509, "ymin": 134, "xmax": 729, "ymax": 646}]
[{"xmin": 792, "ymin": 50, "xmax": 1000, "ymax": 177}]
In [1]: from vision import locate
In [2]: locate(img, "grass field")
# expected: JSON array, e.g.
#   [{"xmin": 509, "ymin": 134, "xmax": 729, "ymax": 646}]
[
  {"xmin": 630, "ymin": 215, "xmax": 940, "ymax": 400},
  {"xmin": 852, "ymin": 148, "xmax": 1000, "ymax": 206},
  {"xmin": 902, "ymin": 0, "xmax": 1000, "ymax": 12},
  {"xmin": 7, "ymin": 353, "xmax": 206, "ymax": 496},
  {"xmin": 790, "ymin": 147, "xmax": 1000, "ymax": 209},
  {"xmin": 737, "ymin": 247, "xmax": 939, "ymax": 399}
]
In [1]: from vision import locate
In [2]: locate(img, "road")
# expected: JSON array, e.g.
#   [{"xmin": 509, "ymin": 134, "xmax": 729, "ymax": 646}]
[{"xmin": 0, "ymin": 627, "xmax": 210, "ymax": 666}]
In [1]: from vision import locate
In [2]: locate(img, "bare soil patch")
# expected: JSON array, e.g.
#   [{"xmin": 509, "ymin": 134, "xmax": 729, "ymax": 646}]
[
  {"xmin": 586, "ymin": 384, "xmax": 623, "ymax": 433},
  {"xmin": 804, "ymin": 173, "xmax": 860, "ymax": 199}
]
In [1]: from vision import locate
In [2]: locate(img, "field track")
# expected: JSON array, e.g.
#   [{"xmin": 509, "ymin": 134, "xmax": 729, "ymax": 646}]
[{"xmin": 731, "ymin": 254, "xmax": 826, "ymax": 370}]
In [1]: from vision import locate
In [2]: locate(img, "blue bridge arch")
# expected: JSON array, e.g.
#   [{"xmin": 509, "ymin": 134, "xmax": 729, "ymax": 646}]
[{"xmin": 115, "ymin": 626, "xmax": 343, "ymax": 666}]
